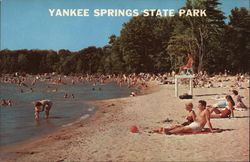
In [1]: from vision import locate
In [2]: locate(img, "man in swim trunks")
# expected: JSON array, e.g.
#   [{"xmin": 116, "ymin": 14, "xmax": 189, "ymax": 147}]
[
  {"xmin": 34, "ymin": 100, "xmax": 53, "ymax": 120},
  {"xmin": 166, "ymin": 100, "xmax": 214, "ymax": 134},
  {"xmin": 149, "ymin": 102, "xmax": 196, "ymax": 134},
  {"xmin": 178, "ymin": 53, "xmax": 194, "ymax": 74}
]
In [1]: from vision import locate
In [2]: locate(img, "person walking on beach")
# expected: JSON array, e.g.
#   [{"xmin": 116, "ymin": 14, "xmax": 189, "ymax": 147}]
[
  {"xmin": 34, "ymin": 100, "xmax": 53, "ymax": 120},
  {"xmin": 165, "ymin": 100, "xmax": 214, "ymax": 134}
]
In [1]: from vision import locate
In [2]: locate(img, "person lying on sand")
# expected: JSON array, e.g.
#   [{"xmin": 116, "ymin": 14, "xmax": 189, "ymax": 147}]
[
  {"xmin": 164, "ymin": 100, "xmax": 214, "ymax": 134},
  {"xmin": 149, "ymin": 102, "xmax": 196, "ymax": 134},
  {"xmin": 208, "ymin": 95, "xmax": 235, "ymax": 118},
  {"xmin": 34, "ymin": 99, "xmax": 53, "ymax": 120}
]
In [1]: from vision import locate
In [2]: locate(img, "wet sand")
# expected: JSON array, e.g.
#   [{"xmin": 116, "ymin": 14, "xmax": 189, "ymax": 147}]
[{"xmin": 0, "ymin": 80, "xmax": 249, "ymax": 162}]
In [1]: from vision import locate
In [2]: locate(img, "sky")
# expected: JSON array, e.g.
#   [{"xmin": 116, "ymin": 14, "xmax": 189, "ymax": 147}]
[{"xmin": 1, "ymin": 0, "xmax": 249, "ymax": 51}]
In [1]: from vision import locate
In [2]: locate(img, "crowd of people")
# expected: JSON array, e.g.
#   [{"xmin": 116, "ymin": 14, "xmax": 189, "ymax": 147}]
[
  {"xmin": 0, "ymin": 72, "xmax": 154, "ymax": 119},
  {"xmin": 1, "ymin": 69, "xmax": 249, "ymax": 122},
  {"xmin": 147, "ymin": 53, "xmax": 249, "ymax": 135}
]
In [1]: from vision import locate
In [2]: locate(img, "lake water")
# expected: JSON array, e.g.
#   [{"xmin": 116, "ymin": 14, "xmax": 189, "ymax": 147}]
[{"xmin": 0, "ymin": 79, "xmax": 135, "ymax": 147}]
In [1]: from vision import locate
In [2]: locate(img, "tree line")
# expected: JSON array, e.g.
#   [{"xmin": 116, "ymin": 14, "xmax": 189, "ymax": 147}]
[{"xmin": 1, "ymin": 0, "xmax": 249, "ymax": 75}]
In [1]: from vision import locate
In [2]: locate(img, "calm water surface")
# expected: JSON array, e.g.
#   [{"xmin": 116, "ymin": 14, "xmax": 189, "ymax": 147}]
[{"xmin": 0, "ymin": 80, "xmax": 135, "ymax": 147}]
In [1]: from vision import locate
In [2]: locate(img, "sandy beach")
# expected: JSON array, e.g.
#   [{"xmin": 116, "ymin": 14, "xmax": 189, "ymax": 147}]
[{"xmin": 0, "ymin": 79, "xmax": 249, "ymax": 162}]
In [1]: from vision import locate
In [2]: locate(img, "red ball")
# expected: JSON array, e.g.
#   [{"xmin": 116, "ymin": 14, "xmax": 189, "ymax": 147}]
[{"xmin": 130, "ymin": 125, "xmax": 139, "ymax": 133}]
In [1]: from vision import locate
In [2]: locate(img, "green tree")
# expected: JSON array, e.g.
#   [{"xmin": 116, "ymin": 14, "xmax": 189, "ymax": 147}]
[
  {"xmin": 168, "ymin": 0, "xmax": 226, "ymax": 73},
  {"xmin": 224, "ymin": 7, "xmax": 250, "ymax": 73}
]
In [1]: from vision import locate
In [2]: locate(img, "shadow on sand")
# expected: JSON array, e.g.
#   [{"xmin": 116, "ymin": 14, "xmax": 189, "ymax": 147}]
[
  {"xmin": 233, "ymin": 116, "xmax": 250, "ymax": 119},
  {"xmin": 211, "ymin": 116, "xmax": 250, "ymax": 119},
  {"xmin": 194, "ymin": 93, "xmax": 227, "ymax": 97}
]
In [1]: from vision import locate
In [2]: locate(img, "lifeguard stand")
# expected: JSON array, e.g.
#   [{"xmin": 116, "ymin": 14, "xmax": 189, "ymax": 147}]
[
  {"xmin": 183, "ymin": 67, "xmax": 193, "ymax": 75},
  {"xmin": 175, "ymin": 74, "xmax": 195, "ymax": 97}
]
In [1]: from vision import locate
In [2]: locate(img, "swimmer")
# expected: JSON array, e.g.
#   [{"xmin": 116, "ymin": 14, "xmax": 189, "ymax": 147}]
[
  {"xmin": 34, "ymin": 100, "xmax": 53, "ymax": 120},
  {"xmin": 29, "ymin": 88, "xmax": 34, "ymax": 93},
  {"xmin": 64, "ymin": 93, "xmax": 68, "ymax": 98},
  {"xmin": 7, "ymin": 100, "xmax": 12, "ymax": 106}
]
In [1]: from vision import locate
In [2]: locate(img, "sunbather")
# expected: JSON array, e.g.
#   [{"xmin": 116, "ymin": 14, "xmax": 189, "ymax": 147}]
[
  {"xmin": 164, "ymin": 100, "xmax": 214, "ymax": 134},
  {"xmin": 150, "ymin": 102, "xmax": 196, "ymax": 134},
  {"xmin": 232, "ymin": 90, "xmax": 247, "ymax": 109},
  {"xmin": 209, "ymin": 95, "xmax": 235, "ymax": 118}
]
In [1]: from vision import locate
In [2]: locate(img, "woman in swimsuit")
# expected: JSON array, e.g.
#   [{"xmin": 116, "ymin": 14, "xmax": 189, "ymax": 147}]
[
  {"xmin": 149, "ymin": 102, "xmax": 196, "ymax": 134},
  {"xmin": 209, "ymin": 95, "xmax": 235, "ymax": 118},
  {"xmin": 232, "ymin": 90, "xmax": 247, "ymax": 109}
]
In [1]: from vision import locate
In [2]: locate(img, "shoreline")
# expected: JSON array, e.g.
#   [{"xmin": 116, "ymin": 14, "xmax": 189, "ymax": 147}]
[
  {"xmin": 0, "ymin": 81, "xmax": 159, "ymax": 161},
  {"xmin": 0, "ymin": 80, "xmax": 249, "ymax": 161},
  {"xmin": 0, "ymin": 77, "xmax": 143, "ymax": 149}
]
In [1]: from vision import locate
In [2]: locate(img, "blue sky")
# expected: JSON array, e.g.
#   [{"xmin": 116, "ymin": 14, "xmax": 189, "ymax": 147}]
[{"xmin": 1, "ymin": 0, "xmax": 249, "ymax": 51}]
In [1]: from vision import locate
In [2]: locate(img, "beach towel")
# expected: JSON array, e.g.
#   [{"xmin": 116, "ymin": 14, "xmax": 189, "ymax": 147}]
[
  {"xmin": 170, "ymin": 128, "xmax": 224, "ymax": 135},
  {"xmin": 213, "ymin": 101, "xmax": 227, "ymax": 107},
  {"xmin": 211, "ymin": 116, "xmax": 247, "ymax": 119},
  {"xmin": 148, "ymin": 128, "xmax": 225, "ymax": 135},
  {"xmin": 212, "ymin": 95, "xmax": 225, "ymax": 100},
  {"xmin": 234, "ymin": 108, "xmax": 248, "ymax": 111}
]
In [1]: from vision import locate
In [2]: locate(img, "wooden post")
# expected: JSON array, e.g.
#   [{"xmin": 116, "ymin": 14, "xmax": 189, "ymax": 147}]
[
  {"xmin": 189, "ymin": 78, "xmax": 193, "ymax": 95},
  {"xmin": 175, "ymin": 77, "xmax": 178, "ymax": 97}
]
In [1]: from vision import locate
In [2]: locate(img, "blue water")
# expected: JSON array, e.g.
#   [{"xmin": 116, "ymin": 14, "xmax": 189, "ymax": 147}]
[{"xmin": 0, "ymin": 80, "xmax": 135, "ymax": 147}]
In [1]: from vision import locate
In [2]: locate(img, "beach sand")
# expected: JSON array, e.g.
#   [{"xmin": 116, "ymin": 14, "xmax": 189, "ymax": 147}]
[{"xmin": 0, "ymin": 80, "xmax": 249, "ymax": 162}]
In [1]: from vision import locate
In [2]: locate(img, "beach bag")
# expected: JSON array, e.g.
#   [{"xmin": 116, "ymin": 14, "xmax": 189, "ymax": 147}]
[{"xmin": 179, "ymin": 93, "xmax": 192, "ymax": 99}]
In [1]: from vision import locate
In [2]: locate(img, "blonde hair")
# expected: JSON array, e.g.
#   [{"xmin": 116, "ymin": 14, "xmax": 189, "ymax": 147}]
[{"xmin": 185, "ymin": 102, "xmax": 193, "ymax": 108}]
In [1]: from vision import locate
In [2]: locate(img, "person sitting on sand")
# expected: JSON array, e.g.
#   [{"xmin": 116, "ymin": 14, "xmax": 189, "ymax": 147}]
[
  {"xmin": 232, "ymin": 90, "xmax": 247, "ymax": 109},
  {"xmin": 208, "ymin": 95, "xmax": 235, "ymax": 118},
  {"xmin": 178, "ymin": 53, "xmax": 194, "ymax": 75},
  {"xmin": 164, "ymin": 100, "xmax": 214, "ymax": 134},
  {"xmin": 150, "ymin": 102, "xmax": 196, "ymax": 134},
  {"xmin": 34, "ymin": 100, "xmax": 53, "ymax": 120}
]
